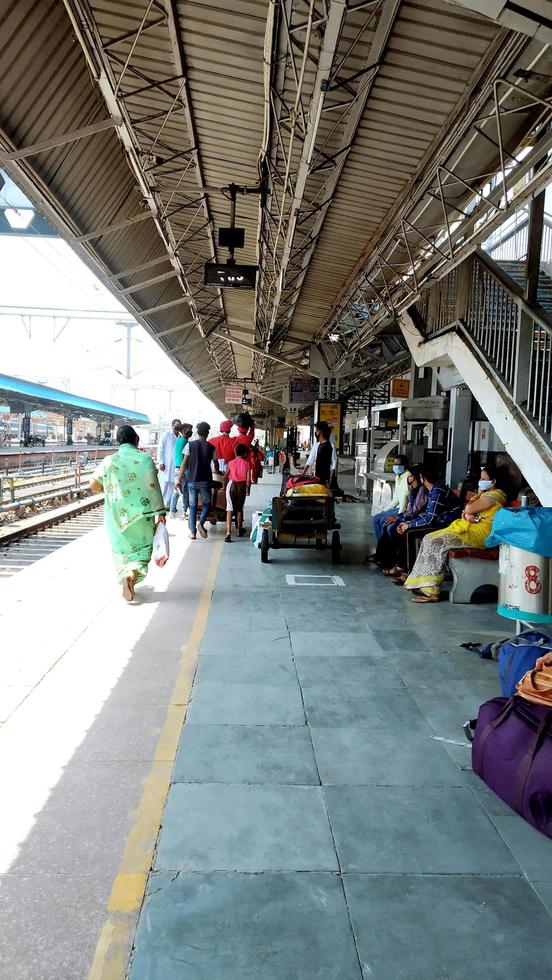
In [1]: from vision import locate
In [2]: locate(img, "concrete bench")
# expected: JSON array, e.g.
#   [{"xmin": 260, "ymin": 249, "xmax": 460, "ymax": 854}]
[{"xmin": 448, "ymin": 546, "xmax": 499, "ymax": 604}]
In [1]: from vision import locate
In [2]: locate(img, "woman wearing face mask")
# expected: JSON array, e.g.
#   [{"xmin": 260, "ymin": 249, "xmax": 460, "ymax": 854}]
[
  {"xmin": 375, "ymin": 467, "xmax": 428, "ymax": 572},
  {"xmin": 369, "ymin": 455, "xmax": 410, "ymax": 547},
  {"xmin": 404, "ymin": 464, "xmax": 507, "ymax": 603}
]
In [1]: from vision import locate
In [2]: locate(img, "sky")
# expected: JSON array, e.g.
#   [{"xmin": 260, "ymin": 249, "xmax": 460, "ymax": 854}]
[{"xmin": 0, "ymin": 174, "xmax": 221, "ymax": 435}]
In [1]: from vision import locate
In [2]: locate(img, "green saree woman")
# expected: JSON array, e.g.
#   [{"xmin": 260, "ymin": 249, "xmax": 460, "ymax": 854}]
[{"xmin": 91, "ymin": 426, "xmax": 166, "ymax": 600}]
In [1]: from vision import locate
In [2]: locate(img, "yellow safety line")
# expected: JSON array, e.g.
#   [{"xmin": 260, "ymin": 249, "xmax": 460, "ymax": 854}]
[{"xmin": 87, "ymin": 538, "xmax": 224, "ymax": 980}]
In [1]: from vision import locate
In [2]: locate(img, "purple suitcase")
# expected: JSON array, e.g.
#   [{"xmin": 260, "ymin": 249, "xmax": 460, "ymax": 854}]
[{"xmin": 472, "ymin": 696, "xmax": 552, "ymax": 838}]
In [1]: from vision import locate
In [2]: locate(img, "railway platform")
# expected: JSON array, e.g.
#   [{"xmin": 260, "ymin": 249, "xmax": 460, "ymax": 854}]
[{"xmin": 1, "ymin": 473, "xmax": 552, "ymax": 979}]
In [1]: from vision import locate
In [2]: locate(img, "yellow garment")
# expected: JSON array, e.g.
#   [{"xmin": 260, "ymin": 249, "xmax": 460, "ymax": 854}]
[
  {"xmin": 286, "ymin": 483, "xmax": 331, "ymax": 497},
  {"xmin": 429, "ymin": 488, "xmax": 507, "ymax": 550},
  {"xmin": 406, "ymin": 488, "xmax": 507, "ymax": 597}
]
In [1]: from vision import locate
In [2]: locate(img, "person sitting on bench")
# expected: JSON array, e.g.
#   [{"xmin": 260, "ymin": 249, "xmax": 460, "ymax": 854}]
[{"xmin": 404, "ymin": 464, "xmax": 507, "ymax": 603}]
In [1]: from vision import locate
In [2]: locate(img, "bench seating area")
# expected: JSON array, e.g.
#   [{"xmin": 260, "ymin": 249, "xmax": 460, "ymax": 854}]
[{"xmin": 448, "ymin": 546, "xmax": 499, "ymax": 604}]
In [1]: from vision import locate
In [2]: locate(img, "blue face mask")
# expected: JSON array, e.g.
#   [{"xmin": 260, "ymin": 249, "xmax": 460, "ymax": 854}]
[
  {"xmin": 393, "ymin": 465, "xmax": 405, "ymax": 475},
  {"xmin": 478, "ymin": 479, "xmax": 493, "ymax": 491}
]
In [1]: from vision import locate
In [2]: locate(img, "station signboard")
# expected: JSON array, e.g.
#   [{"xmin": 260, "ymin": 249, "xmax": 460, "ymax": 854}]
[
  {"xmin": 224, "ymin": 384, "xmax": 244, "ymax": 403},
  {"xmin": 391, "ymin": 378, "xmax": 410, "ymax": 398},
  {"xmin": 289, "ymin": 376, "xmax": 320, "ymax": 404}
]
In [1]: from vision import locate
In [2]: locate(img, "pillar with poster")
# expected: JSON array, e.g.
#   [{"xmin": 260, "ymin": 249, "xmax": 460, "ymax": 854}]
[
  {"xmin": 314, "ymin": 400, "xmax": 343, "ymax": 495},
  {"xmin": 315, "ymin": 401, "xmax": 342, "ymax": 449}
]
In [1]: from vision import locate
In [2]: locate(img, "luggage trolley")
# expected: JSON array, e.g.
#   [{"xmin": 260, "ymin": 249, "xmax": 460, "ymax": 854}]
[
  {"xmin": 207, "ymin": 477, "xmax": 227, "ymax": 526},
  {"xmin": 260, "ymin": 491, "xmax": 340, "ymax": 564}
]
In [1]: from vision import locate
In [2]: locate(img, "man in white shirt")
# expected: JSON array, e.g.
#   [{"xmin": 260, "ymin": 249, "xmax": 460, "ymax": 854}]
[
  {"xmin": 303, "ymin": 422, "xmax": 337, "ymax": 485},
  {"xmin": 372, "ymin": 454, "xmax": 410, "ymax": 542},
  {"xmin": 157, "ymin": 418, "xmax": 181, "ymax": 509}
]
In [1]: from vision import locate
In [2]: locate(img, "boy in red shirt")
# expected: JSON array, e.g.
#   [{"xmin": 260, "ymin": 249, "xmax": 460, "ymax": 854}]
[{"xmin": 223, "ymin": 443, "xmax": 252, "ymax": 542}]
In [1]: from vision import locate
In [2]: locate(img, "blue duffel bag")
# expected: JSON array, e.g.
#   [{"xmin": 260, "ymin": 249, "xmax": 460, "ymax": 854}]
[{"xmin": 499, "ymin": 630, "xmax": 552, "ymax": 697}]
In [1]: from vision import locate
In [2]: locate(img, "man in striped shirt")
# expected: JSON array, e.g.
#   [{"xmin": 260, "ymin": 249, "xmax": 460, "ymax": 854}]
[{"xmin": 392, "ymin": 464, "xmax": 460, "ymax": 578}]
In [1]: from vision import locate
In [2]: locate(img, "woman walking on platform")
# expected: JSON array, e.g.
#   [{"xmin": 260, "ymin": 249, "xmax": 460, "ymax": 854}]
[{"xmin": 90, "ymin": 425, "xmax": 166, "ymax": 601}]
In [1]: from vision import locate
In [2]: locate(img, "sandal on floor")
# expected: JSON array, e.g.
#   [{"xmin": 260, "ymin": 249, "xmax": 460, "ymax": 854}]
[
  {"xmin": 411, "ymin": 589, "xmax": 440, "ymax": 603},
  {"xmin": 189, "ymin": 533, "xmax": 197, "ymax": 540},
  {"xmin": 362, "ymin": 554, "xmax": 378, "ymax": 565},
  {"xmin": 225, "ymin": 534, "xmax": 232, "ymax": 543},
  {"xmin": 392, "ymin": 575, "xmax": 408, "ymax": 585}
]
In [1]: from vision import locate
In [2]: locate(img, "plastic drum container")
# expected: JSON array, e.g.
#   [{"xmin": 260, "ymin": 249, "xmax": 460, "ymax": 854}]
[{"xmin": 498, "ymin": 543, "xmax": 552, "ymax": 623}]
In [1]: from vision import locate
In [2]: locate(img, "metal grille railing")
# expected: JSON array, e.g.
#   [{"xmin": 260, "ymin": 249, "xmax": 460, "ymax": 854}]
[
  {"xmin": 467, "ymin": 258, "xmax": 519, "ymax": 390},
  {"xmin": 415, "ymin": 251, "xmax": 552, "ymax": 445},
  {"xmin": 528, "ymin": 326, "xmax": 552, "ymax": 439},
  {"xmin": 414, "ymin": 290, "xmax": 428, "ymax": 326},
  {"xmin": 435, "ymin": 266, "xmax": 458, "ymax": 332}
]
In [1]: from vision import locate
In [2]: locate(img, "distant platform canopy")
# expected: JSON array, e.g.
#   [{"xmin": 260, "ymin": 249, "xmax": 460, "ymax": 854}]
[{"xmin": 0, "ymin": 374, "xmax": 149, "ymax": 425}]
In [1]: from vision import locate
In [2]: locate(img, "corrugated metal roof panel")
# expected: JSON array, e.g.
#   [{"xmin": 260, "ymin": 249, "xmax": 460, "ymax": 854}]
[{"xmin": 1, "ymin": 0, "xmax": 546, "ymax": 409}]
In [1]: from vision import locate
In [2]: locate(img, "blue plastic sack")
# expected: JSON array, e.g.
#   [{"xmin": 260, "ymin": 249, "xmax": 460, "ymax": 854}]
[
  {"xmin": 498, "ymin": 630, "xmax": 552, "ymax": 697},
  {"xmin": 486, "ymin": 507, "xmax": 552, "ymax": 558}
]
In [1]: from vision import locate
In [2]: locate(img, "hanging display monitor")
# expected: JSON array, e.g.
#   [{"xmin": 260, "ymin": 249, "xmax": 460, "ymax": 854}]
[{"xmin": 204, "ymin": 263, "xmax": 257, "ymax": 289}]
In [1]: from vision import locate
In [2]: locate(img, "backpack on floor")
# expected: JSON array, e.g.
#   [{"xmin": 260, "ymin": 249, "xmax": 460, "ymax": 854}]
[{"xmin": 498, "ymin": 631, "xmax": 552, "ymax": 698}]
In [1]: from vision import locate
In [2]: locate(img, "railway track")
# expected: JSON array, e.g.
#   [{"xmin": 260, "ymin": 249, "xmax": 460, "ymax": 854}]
[{"xmin": 0, "ymin": 496, "xmax": 104, "ymax": 578}]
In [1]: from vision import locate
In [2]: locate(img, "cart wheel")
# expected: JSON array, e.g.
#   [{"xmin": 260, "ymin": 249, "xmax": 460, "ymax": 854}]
[
  {"xmin": 261, "ymin": 529, "xmax": 270, "ymax": 564},
  {"xmin": 210, "ymin": 519, "xmax": 217, "ymax": 525},
  {"xmin": 331, "ymin": 530, "xmax": 340, "ymax": 564}
]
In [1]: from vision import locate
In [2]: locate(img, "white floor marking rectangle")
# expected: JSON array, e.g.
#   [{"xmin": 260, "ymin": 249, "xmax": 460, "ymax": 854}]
[{"xmin": 285, "ymin": 574, "xmax": 345, "ymax": 587}]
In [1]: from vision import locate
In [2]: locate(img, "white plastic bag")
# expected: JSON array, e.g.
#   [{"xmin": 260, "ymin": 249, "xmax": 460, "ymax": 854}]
[{"xmin": 153, "ymin": 522, "xmax": 170, "ymax": 567}]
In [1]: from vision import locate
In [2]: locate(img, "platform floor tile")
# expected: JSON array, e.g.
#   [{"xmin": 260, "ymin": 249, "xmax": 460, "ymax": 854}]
[
  {"xmin": 154, "ymin": 784, "xmax": 338, "ymax": 872},
  {"xmin": 343, "ymin": 873, "xmax": 552, "ymax": 980},
  {"xmin": 129, "ymin": 872, "xmax": 362, "ymax": 980},
  {"xmin": 186, "ymin": 674, "xmax": 306, "ymax": 726},
  {"xmin": 301, "ymin": 685, "xmax": 431, "ymax": 730},
  {"xmin": 173, "ymin": 724, "xmax": 319, "ymax": 785},
  {"xmin": 324, "ymin": 785, "xmax": 519, "ymax": 875},
  {"xmin": 289, "ymin": 630, "xmax": 385, "ymax": 658},
  {"xmin": 310, "ymin": 729, "xmax": 461, "ymax": 787},
  {"xmin": 294, "ymin": 654, "xmax": 404, "ymax": 688}
]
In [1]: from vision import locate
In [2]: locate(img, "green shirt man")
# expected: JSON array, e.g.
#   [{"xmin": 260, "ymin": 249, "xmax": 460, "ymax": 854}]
[{"xmin": 175, "ymin": 424, "xmax": 193, "ymax": 470}]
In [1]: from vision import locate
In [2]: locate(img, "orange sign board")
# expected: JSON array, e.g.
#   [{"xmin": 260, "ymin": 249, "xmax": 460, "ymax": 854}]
[
  {"xmin": 391, "ymin": 378, "xmax": 410, "ymax": 399},
  {"xmin": 317, "ymin": 401, "xmax": 342, "ymax": 449}
]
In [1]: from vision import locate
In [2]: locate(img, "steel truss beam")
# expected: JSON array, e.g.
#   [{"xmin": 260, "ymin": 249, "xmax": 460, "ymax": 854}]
[
  {"xmin": 62, "ymin": 0, "xmax": 235, "ymax": 389},
  {"xmin": 320, "ymin": 37, "xmax": 552, "ymax": 374},
  {"xmin": 211, "ymin": 331, "xmax": 319, "ymax": 377},
  {"xmin": 254, "ymin": 0, "xmax": 400, "ymax": 396},
  {"xmin": 0, "ymin": 118, "xmax": 120, "ymax": 162}
]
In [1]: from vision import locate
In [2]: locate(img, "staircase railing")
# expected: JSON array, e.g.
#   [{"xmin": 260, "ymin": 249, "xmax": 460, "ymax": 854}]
[{"xmin": 413, "ymin": 250, "xmax": 552, "ymax": 447}]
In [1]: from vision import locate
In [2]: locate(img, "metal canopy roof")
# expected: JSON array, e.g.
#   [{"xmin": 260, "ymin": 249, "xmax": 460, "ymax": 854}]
[
  {"xmin": 1, "ymin": 1, "xmax": 552, "ymax": 413},
  {"xmin": 0, "ymin": 374, "xmax": 150, "ymax": 424}
]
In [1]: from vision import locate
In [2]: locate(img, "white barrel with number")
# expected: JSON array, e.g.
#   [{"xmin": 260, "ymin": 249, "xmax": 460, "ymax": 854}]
[{"xmin": 498, "ymin": 543, "xmax": 552, "ymax": 623}]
